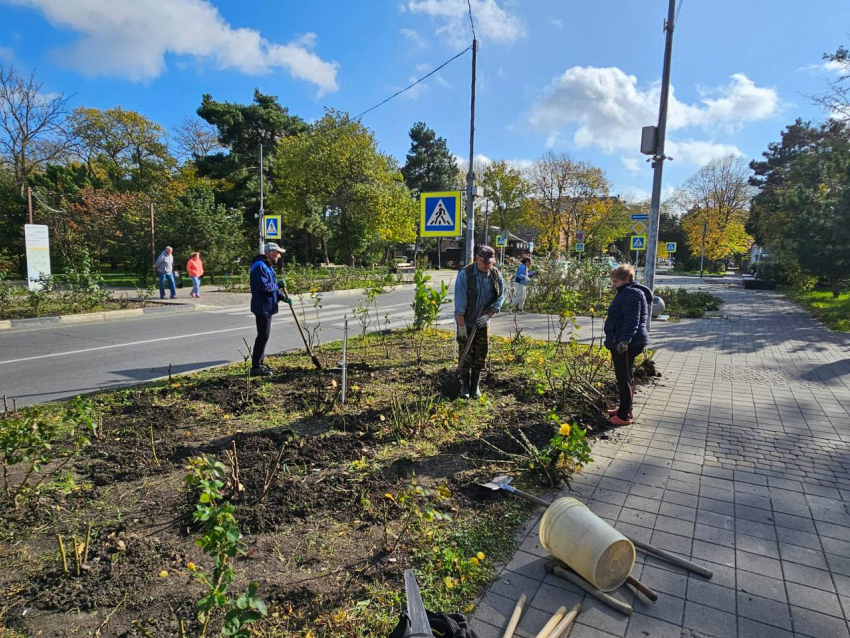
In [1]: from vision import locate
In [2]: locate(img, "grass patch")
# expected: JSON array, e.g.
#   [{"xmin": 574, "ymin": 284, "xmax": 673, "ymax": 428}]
[
  {"xmin": 0, "ymin": 328, "xmax": 655, "ymax": 637},
  {"xmin": 785, "ymin": 288, "xmax": 850, "ymax": 332},
  {"xmin": 669, "ymin": 269, "xmax": 727, "ymax": 277}
]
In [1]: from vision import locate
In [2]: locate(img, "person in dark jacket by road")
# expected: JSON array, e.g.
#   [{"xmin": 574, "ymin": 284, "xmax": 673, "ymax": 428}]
[
  {"xmin": 249, "ymin": 242, "xmax": 292, "ymax": 377},
  {"xmin": 603, "ymin": 264, "xmax": 652, "ymax": 426}
]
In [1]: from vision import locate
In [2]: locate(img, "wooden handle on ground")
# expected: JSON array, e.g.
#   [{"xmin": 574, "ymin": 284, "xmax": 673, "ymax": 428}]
[
  {"xmin": 501, "ymin": 593, "xmax": 526, "ymax": 638},
  {"xmin": 533, "ymin": 605, "xmax": 566, "ymax": 638},
  {"xmin": 548, "ymin": 603, "xmax": 581, "ymax": 638},
  {"xmin": 627, "ymin": 575, "xmax": 658, "ymax": 602},
  {"xmin": 628, "ymin": 537, "xmax": 713, "ymax": 579},
  {"xmin": 547, "ymin": 564, "xmax": 632, "ymax": 616}
]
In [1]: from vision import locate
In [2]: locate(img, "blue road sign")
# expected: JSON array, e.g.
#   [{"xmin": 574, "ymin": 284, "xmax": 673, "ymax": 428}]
[
  {"xmin": 420, "ymin": 191, "xmax": 461, "ymax": 237},
  {"xmin": 264, "ymin": 215, "xmax": 281, "ymax": 239},
  {"xmin": 496, "ymin": 235, "xmax": 507, "ymax": 248},
  {"xmin": 631, "ymin": 235, "xmax": 647, "ymax": 250},
  {"xmin": 576, "ymin": 242, "xmax": 585, "ymax": 252},
  {"xmin": 631, "ymin": 214, "xmax": 649, "ymax": 220},
  {"xmin": 665, "ymin": 242, "xmax": 677, "ymax": 253}
]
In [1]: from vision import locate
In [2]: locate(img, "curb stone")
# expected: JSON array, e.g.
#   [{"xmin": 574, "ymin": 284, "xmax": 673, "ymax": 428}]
[{"xmin": 0, "ymin": 303, "xmax": 198, "ymax": 332}]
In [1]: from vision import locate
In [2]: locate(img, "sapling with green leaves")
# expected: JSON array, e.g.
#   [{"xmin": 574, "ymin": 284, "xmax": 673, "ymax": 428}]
[{"xmin": 184, "ymin": 455, "xmax": 267, "ymax": 637}]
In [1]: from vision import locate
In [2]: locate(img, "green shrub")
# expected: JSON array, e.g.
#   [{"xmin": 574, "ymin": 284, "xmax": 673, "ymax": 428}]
[{"xmin": 654, "ymin": 287, "xmax": 722, "ymax": 318}]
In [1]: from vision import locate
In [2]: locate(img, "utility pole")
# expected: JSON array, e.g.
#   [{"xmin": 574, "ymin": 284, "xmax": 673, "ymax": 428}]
[
  {"xmin": 27, "ymin": 187, "xmax": 33, "ymax": 224},
  {"xmin": 258, "ymin": 144, "xmax": 265, "ymax": 254},
  {"xmin": 464, "ymin": 39, "xmax": 478, "ymax": 264},
  {"xmin": 150, "ymin": 203, "xmax": 156, "ymax": 277},
  {"xmin": 643, "ymin": 0, "xmax": 677, "ymax": 303},
  {"xmin": 699, "ymin": 218, "xmax": 707, "ymax": 278}
]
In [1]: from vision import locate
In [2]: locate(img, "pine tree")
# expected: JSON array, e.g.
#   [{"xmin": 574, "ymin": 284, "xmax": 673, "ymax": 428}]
[{"xmin": 401, "ymin": 122, "xmax": 458, "ymax": 194}]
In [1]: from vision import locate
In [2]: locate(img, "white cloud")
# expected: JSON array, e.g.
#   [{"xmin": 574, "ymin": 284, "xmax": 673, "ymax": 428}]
[
  {"xmin": 798, "ymin": 59, "xmax": 845, "ymax": 74},
  {"xmin": 400, "ymin": 28, "xmax": 429, "ymax": 49},
  {"xmin": 667, "ymin": 139, "xmax": 743, "ymax": 166},
  {"xmin": 549, "ymin": 18, "xmax": 563, "ymax": 29},
  {"xmin": 0, "ymin": 46, "xmax": 13, "ymax": 63},
  {"xmin": 415, "ymin": 62, "xmax": 432, "ymax": 73},
  {"xmin": 402, "ymin": 76, "xmax": 429, "ymax": 100},
  {"xmin": 528, "ymin": 66, "xmax": 778, "ymax": 164},
  {"xmin": 434, "ymin": 73, "xmax": 451, "ymax": 88},
  {"xmin": 5, "ymin": 0, "xmax": 339, "ymax": 93},
  {"xmin": 407, "ymin": 0, "xmax": 524, "ymax": 47},
  {"xmin": 618, "ymin": 186, "xmax": 650, "ymax": 202},
  {"xmin": 621, "ymin": 156, "xmax": 641, "ymax": 174}
]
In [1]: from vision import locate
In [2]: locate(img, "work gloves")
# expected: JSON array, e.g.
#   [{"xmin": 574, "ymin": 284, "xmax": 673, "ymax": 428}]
[
  {"xmin": 277, "ymin": 278, "xmax": 287, "ymax": 290},
  {"xmin": 475, "ymin": 314, "xmax": 490, "ymax": 328},
  {"xmin": 456, "ymin": 328, "xmax": 468, "ymax": 346},
  {"xmin": 616, "ymin": 341, "xmax": 629, "ymax": 354}
]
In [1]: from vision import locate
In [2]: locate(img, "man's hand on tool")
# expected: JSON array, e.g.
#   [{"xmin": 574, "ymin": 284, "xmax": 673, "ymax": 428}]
[
  {"xmin": 475, "ymin": 314, "xmax": 490, "ymax": 328},
  {"xmin": 616, "ymin": 341, "xmax": 629, "ymax": 354},
  {"xmin": 456, "ymin": 327, "xmax": 468, "ymax": 345}
]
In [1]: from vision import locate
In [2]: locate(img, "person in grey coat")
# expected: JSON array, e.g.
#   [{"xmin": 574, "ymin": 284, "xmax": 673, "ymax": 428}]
[{"xmin": 155, "ymin": 246, "xmax": 176, "ymax": 299}]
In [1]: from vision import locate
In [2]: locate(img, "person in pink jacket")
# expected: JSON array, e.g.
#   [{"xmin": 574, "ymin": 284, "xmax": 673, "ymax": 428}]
[{"xmin": 187, "ymin": 252, "xmax": 204, "ymax": 298}]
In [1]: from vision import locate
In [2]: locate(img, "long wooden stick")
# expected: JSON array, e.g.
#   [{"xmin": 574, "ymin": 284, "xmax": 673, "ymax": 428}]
[
  {"xmin": 501, "ymin": 593, "xmax": 526, "ymax": 638},
  {"xmin": 627, "ymin": 575, "xmax": 658, "ymax": 602},
  {"xmin": 56, "ymin": 534, "xmax": 68, "ymax": 574},
  {"xmin": 547, "ymin": 564, "xmax": 632, "ymax": 616},
  {"xmin": 533, "ymin": 606, "xmax": 566, "ymax": 638},
  {"xmin": 629, "ymin": 537, "xmax": 713, "ymax": 579},
  {"xmin": 281, "ymin": 284, "xmax": 321, "ymax": 369},
  {"xmin": 548, "ymin": 603, "xmax": 581, "ymax": 638}
]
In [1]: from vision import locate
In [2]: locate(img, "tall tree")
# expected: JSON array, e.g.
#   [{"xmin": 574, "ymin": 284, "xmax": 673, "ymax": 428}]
[
  {"xmin": 69, "ymin": 106, "xmax": 174, "ymax": 193},
  {"xmin": 0, "ymin": 65, "xmax": 73, "ymax": 195},
  {"xmin": 812, "ymin": 46, "xmax": 850, "ymax": 120},
  {"xmin": 273, "ymin": 110, "xmax": 417, "ymax": 265},
  {"xmin": 401, "ymin": 122, "xmax": 458, "ymax": 194},
  {"xmin": 675, "ymin": 155, "xmax": 754, "ymax": 265},
  {"xmin": 172, "ymin": 117, "xmax": 223, "ymax": 162},
  {"xmin": 481, "ymin": 160, "xmax": 530, "ymax": 237}
]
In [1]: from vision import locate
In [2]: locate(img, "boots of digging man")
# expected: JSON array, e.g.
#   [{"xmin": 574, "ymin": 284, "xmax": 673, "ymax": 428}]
[
  {"xmin": 459, "ymin": 370, "xmax": 471, "ymax": 399},
  {"xmin": 470, "ymin": 369, "xmax": 482, "ymax": 399}
]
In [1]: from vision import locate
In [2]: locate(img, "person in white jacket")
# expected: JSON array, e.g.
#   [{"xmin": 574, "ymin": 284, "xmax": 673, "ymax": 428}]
[{"xmin": 155, "ymin": 246, "xmax": 176, "ymax": 299}]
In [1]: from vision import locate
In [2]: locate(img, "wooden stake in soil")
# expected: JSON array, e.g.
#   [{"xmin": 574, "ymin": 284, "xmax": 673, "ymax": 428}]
[
  {"xmin": 149, "ymin": 425, "xmax": 161, "ymax": 467},
  {"xmin": 56, "ymin": 534, "xmax": 68, "ymax": 574},
  {"xmin": 83, "ymin": 523, "xmax": 92, "ymax": 566},
  {"xmin": 501, "ymin": 593, "xmax": 526, "ymax": 638},
  {"xmin": 3, "ymin": 395, "xmax": 7, "ymax": 414},
  {"xmin": 72, "ymin": 535, "xmax": 81, "ymax": 576}
]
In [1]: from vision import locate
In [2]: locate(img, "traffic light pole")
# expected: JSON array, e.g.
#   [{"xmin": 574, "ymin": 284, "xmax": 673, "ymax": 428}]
[{"xmin": 643, "ymin": 0, "xmax": 677, "ymax": 303}]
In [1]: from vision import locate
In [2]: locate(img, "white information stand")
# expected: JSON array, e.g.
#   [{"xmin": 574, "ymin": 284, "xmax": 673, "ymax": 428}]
[{"xmin": 24, "ymin": 224, "xmax": 51, "ymax": 291}]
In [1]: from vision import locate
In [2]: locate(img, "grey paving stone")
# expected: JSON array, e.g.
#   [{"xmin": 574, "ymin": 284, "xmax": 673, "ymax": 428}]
[
  {"xmin": 687, "ymin": 578, "xmax": 736, "ymax": 614},
  {"xmin": 576, "ymin": 596, "xmax": 629, "ymax": 637},
  {"xmin": 778, "ymin": 542, "xmax": 829, "ymax": 570},
  {"xmin": 696, "ymin": 509, "xmax": 735, "ymax": 531},
  {"xmin": 623, "ymin": 612, "xmax": 681, "ymax": 638},
  {"xmin": 782, "ymin": 561, "xmax": 836, "ymax": 592},
  {"xmin": 737, "ymin": 570, "xmax": 787, "ymax": 603},
  {"xmin": 638, "ymin": 564, "xmax": 688, "ymax": 597},
  {"xmin": 694, "ymin": 522, "xmax": 735, "ymax": 547},
  {"xmin": 736, "ymin": 550, "xmax": 783, "ymax": 579},
  {"xmin": 822, "ymin": 536, "xmax": 850, "ymax": 559},
  {"xmin": 699, "ymin": 496, "xmax": 736, "ymax": 516},
  {"xmin": 654, "ymin": 514, "xmax": 695, "ymax": 537},
  {"xmin": 738, "ymin": 617, "xmax": 793, "ymax": 638},
  {"xmin": 816, "ymin": 519, "xmax": 850, "ymax": 541},
  {"xmin": 736, "ymin": 591, "xmax": 793, "ymax": 630},
  {"xmin": 529, "ymin": 582, "xmax": 584, "ymax": 613},
  {"xmin": 683, "ymin": 601, "xmax": 737, "ymax": 638},
  {"xmin": 776, "ymin": 526, "xmax": 822, "ymax": 551},
  {"xmin": 468, "ymin": 619, "xmax": 502, "ymax": 638},
  {"xmin": 773, "ymin": 512, "xmax": 817, "ymax": 533},
  {"xmin": 473, "ymin": 592, "xmax": 520, "ymax": 630},
  {"xmin": 633, "ymin": 588, "xmax": 685, "ymax": 625},
  {"xmin": 504, "ymin": 550, "xmax": 549, "ymax": 583},
  {"xmin": 735, "ymin": 533, "xmax": 779, "ymax": 559},
  {"xmin": 693, "ymin": 540, "xmax": 736, "ymax": 568},
  {"xmin": 826, "ymin": 552, "xmax": 850, "ymax": 577},
  {"xmin": 785, "ymin": 582, "xmax": 843, "ymax": 617},
  {"xmin": 618, "ymin": 507, "xmax": 657, "ymax": 529},
  {"xmin": 650, "ymin": 530, "xmax": 693, "ymax": 556},
  {"xmin": 789, "ymin": 605, "xmax": 850, "ymax": 638},
  {"xmin": 514, "ymin": 605, "xmax": 557, "ymax": 638},
  {"xmin": 489, "ymin": 571, "xmax": 542, "ymax": 602},
  {"xmin": 593, "ymin": 488, "xmax": 628, "ymax": 507}
]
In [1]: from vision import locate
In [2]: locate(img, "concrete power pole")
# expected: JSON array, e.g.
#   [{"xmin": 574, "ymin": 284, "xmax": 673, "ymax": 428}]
[
  {"xmin": 643, "ymin": 0, "xmax": 677, "ymax": 301},
  {"xmin": 258, "ymin": 143, "xmax": 265, "ymax": 254},
  {"xmin": 464, "ymin": 39, "xmax": 478, "ymax": 264}
]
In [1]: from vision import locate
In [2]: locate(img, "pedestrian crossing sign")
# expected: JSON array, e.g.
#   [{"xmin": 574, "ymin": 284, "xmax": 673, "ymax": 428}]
[
  {"xmin": 576, "ymin": 242, "xmax": 585, "ymax": 252},
  {"xmin": 631, "ymin": 235, "xmax": 647, "ymax": 251},
  {"xmin": 666, "ymin": 242, "xmax": 677, "ymax": 253},
  {"xmin": 264, "ymin": 215, "xmax": 282, "ymax": 239},
  {"xmin": 496, "ymin": 235, "xmax": 507, "ymax": 248},
  {"xmin": 421, "ymin": 191, "xmax": 461, "ymax": 237}
]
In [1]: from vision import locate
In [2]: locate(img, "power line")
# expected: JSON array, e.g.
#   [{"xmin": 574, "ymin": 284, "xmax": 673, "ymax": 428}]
[
  {"xmin": 350, "ymin": 44, "xmax": 473, "ymax": 122},
  {"xmin": 466, "ymin": 0, "xmax": 477, "ymax": 40}
]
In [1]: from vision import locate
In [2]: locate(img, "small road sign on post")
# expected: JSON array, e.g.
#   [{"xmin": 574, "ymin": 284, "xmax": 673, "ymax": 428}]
[
  {"xmin": 421, "ymin": 191, "xmax": 461, "ymax": 237},
  {"xmin": 263, "ymin": 215, "xmax": 282, "ymax": 239},
  {"xmin": 666, "ymin": 242, "xmax": 677, "ymax": 253},
  {"xmin": 495, "ymin": 234, "xmax": 507, "ymax": 248},
  {"xmin": 576, "ymin": 230, "xmax": 585, "ymax": 242},
  {"xmin": 576, "ymin": 242, "xmax": 585, "ymax": 252},
  {"xmin": 631, "ymin": 235, "xmax": 647, "ymax": 251}
]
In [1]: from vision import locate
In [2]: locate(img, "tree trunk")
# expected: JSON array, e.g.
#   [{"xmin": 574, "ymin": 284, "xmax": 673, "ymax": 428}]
[{"xmin": 320, "ymin": 238, "xmax": 330, "ymax": 265}]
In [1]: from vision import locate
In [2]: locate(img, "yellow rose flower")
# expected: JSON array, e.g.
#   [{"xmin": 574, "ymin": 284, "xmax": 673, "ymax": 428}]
[{"xmin": 559, "ymin": 423, "xmax": 571, "ymax": 436}]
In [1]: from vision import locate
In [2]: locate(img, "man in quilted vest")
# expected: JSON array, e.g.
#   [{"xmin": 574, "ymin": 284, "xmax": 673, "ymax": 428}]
[{"xmin": 454, "ymin": 245, "xmax": 506, "ymax": 399}]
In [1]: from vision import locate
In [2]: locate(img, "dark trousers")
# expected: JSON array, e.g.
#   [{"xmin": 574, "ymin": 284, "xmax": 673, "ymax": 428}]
[
  {"xmin": 253, "ymin": 314, "xmax": 273, "ymax": 368},
  {"xmin": 611, "ymin": 345, "xmax": 644, "ymax": 420}
]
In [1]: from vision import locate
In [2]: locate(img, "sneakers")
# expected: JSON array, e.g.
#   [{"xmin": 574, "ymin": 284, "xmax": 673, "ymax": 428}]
[
  {"xmin": 608, "ymin": 415, "xmax": 632, "ymax": 426},
  {"xmin": 606, "ymin": 408, "xmax": 634, "ymax": 419},
  {"xmin": 249, "ymin": 366, "xmax": 273, "ymax": 377}
]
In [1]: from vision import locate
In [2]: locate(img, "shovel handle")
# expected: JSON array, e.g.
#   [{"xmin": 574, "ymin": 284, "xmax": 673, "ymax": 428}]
[
  {"xmin": 547, "ymin": 564, "xmax": 632, "ymax": 616},
  {"xmin": 501, "ymin": 593, "xmax": 526, "ymax": 638},
  {"xmin": 456, "ymin": 324, "xmax": 478, "ymax": 372},
  {"xmin": 627, "ymin": 575, "xmax": 658, "ymax": 602},
  {"xmin": 628, "ymin": 537, "xmax": 713, "ymax": 579},
  {"xmin": 548, "ymin": 603, "xmax": 581, "ymax": 638},
  {"xmin": 501, "ymin": 484, "xmax": 553, "ymax": 508}
]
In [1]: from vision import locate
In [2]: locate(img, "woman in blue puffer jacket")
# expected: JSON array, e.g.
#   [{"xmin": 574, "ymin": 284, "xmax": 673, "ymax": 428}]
[{"xmin": 603, "ymin": 264, "xmax": 652, "ymax": 425}]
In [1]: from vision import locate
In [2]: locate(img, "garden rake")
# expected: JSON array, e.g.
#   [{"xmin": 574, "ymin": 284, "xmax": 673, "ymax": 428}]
[
  {"xmin": 280, "ymin": 282, "xmax": 322, "ymax": 369},
  {"xmin": 442, "ymin": 324, "xmax": 477, "ymax": 399}
]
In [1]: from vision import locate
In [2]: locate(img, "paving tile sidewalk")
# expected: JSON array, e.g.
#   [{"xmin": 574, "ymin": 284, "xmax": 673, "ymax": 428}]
[{"xmin": 471, "ymin": 279, "xmax": 850, "ymax": 638}]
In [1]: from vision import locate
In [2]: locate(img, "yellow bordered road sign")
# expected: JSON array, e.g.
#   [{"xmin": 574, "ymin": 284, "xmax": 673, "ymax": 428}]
[
  {"xmin": 264, "ymin": 215, "xmax": 282, "ymax": 239},
  {"xmin": 631, "ymin": 235, "xmax": 647, "ymax": 251},
  {"xmin": 420, "ymin": 191, "xmax": 461, "ymax": 237}
]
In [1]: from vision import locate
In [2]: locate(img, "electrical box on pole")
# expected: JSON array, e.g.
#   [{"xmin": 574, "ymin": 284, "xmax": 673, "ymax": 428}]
[{"xmin": 640, "ymin": 126, "xmax": 658, "ymax": 155}]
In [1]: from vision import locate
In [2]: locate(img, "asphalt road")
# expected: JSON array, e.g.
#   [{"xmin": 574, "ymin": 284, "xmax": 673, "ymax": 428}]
[{"xmin": 3, "ymin": 274, "xmax": 716, "ymax": 407}]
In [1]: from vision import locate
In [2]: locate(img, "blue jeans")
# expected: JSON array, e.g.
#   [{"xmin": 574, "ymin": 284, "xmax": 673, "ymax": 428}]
[
  {"xmin": 159, "ymin": 273, "xmax": 176, "ymax": 298},
  {"xmin": 191, "ymin": 276, "xmax": 201, "ymax": 296}
]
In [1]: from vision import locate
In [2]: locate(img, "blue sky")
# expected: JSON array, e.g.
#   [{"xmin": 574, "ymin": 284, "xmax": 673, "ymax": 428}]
[{"xmin": 1, "ymin": 0, "xmax": 848, "ymax": 199}]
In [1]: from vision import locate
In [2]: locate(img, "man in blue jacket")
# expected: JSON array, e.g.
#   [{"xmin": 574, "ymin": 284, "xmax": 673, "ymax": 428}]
[
  {"xmin": 603, "ymin": 265, "xmax": 651, "ymax": 425},
  {"xmin": 249, "ymin": 242, "xmax": 292, "ymax": 377}
]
